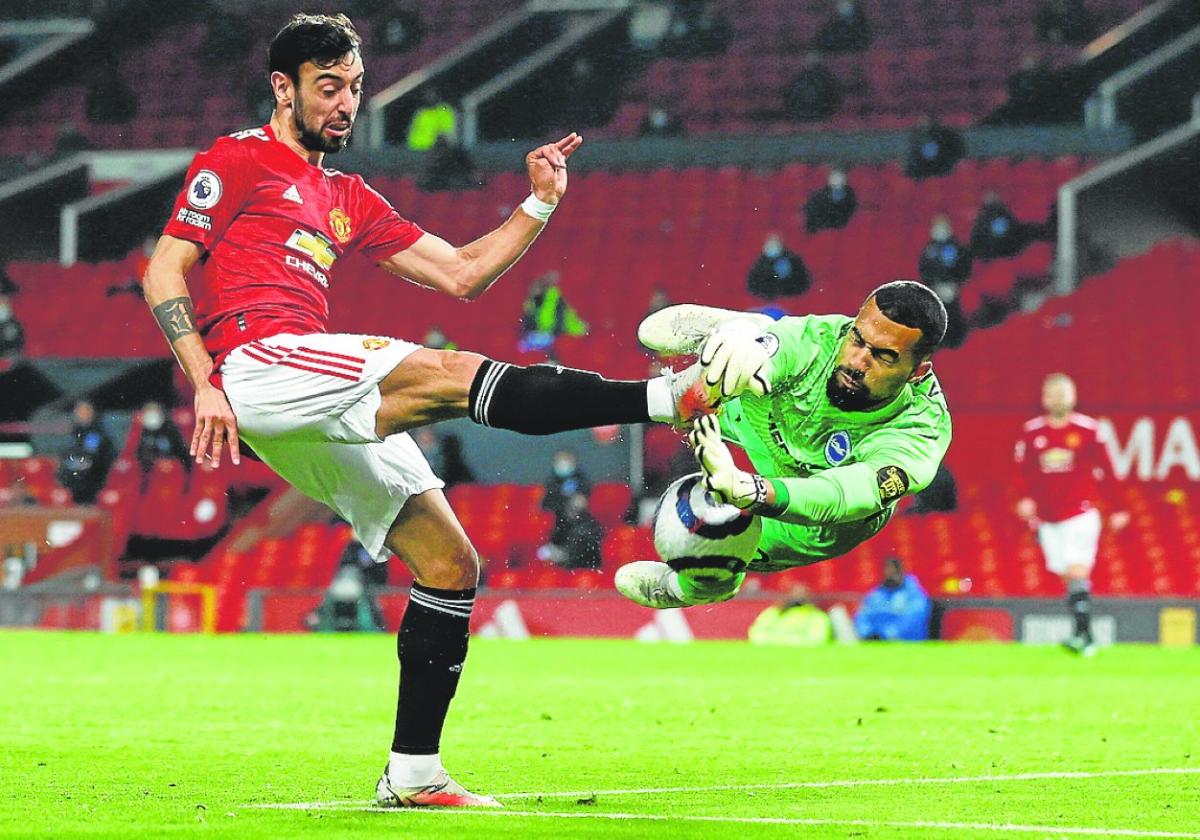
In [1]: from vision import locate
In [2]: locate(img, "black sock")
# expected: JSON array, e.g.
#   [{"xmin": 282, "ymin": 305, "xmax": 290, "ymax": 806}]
[
  {"xmin": 1068, "ymin": 584, "xmax": 1092, "ymax": 641},
  {"xmin": 391, "ymin": 584, "xmax": 474, "ymax": 755},
  {"xmin": 468, "ymin": 360, "xmax": 650, "ymax": 435}
]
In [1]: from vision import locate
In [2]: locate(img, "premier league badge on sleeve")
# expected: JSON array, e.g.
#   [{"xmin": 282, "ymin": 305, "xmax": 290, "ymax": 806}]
[{"xmin": 187, "ymin": 170, "xmax": 223, "ymax": 210}]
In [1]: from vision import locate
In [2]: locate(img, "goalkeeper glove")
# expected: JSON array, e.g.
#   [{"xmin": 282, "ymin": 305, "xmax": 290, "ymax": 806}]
[
  {"xmin": 690, "ymin": 415, "xmax": 768, "ymax": 510},
  {"xmin": 698, "ymin": 319, "xmax": 773, "ymax": 402}
]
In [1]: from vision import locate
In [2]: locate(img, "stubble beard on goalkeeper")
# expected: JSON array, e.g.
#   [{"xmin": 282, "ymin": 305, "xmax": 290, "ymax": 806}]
[{"xmin": 825, "ymin": 303, "xmax": 930, "ymax": 411}]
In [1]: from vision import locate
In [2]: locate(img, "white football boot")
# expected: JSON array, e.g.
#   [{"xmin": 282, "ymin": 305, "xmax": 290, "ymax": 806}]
[
  {"xmin": 375, "ymin": 767, "xmax": 502, "ymax": 808},
  {"xmin": 639, "ymin": 304, "xmax": 774, "ymax": 356},
  {"xmin": 662, "ymin": 362, "xmax": 717, "ymax": 427},
  {"xmin": 615, "ymin": 561, "xmax": 690, "ymax": 609}
]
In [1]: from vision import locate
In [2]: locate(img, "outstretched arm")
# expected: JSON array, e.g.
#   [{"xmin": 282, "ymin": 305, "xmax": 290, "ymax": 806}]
[
  {"xmin": 143, "ymin": 234, "xmax": 239, "ymax": 467},
  {"xmin": 379, "ymin": 133, "xmax": 582, "ymax": 300}
]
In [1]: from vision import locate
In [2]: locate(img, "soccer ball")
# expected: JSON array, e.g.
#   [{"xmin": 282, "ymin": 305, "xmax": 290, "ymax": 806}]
[{"xmin": 653, "ymin": 473, "xmax": 762, "ymax": 578}]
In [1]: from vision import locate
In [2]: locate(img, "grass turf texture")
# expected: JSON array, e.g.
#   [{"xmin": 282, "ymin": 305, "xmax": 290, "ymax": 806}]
[{"xmin": 1, "ymin": 633, "xmax": 1197, "ymax": 839}]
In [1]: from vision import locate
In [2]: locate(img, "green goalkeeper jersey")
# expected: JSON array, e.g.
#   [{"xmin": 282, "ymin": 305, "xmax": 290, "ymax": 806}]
[{"xmin": 718, "ymin": 314, "xmax": 952, "ymax": 571}]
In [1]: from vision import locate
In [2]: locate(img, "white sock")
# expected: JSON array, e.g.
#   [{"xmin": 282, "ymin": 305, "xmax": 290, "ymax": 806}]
[
  {"xmin": 387, "ymin": 752, "xmax": 442, "ymax": 787},
  {"xmin": 666, "ymin": 569, "xmax": 687, "ymax": 601},
  {"xmin": 646, "ymin": 376, "xmax": 674, "ymax": 422}
]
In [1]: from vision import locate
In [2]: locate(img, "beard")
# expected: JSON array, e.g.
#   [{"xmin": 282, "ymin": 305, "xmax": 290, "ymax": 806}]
[
  {"xmin": 294, "ymin": 100, "xmax": 352, "ymax": 154},
  {"xmin": 825, "ymin": 366, "xmax": 878, "ymax": 411}
]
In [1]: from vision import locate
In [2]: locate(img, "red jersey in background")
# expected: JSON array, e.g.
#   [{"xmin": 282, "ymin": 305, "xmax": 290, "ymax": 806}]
[
  {"xmin": 1013, "ymin": 413, "xmax": 1109, "ymax": 523},
  {"xmin": 162, "ymin": 124, "xmax": 424, "ymax": 368}
]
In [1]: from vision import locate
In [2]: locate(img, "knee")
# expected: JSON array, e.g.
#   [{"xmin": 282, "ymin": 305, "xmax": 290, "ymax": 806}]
[{"xmin": 414, "ymin": 539, "xmax": 480, "ymax": 590}]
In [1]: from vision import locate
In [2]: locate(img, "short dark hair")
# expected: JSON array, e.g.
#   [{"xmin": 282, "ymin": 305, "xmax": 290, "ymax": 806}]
[
  {"xmin": 868, "ymin": 280, "xmax": 947, "ymax": 357},
  {"xmin": 269, "ymin": 14, "xmax": 361, "ymax": 82}
]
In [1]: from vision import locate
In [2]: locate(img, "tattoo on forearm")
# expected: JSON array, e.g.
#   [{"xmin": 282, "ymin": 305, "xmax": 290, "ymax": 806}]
[{"xmin": 153, "ymin": 296, "xmax": 197, "ymax": 342}]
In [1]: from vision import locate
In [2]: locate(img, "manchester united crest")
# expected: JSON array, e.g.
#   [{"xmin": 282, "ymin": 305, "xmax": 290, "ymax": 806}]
[
  {"xmin": 329, "ymin": 208, "xmax": 352, "ymax": 244},
  {"xmin": 363, "ymin": 338, "xmax": 391, "ymax": 351}
]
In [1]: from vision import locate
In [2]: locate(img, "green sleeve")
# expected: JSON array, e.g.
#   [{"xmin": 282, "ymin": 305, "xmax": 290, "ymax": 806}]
[
  {"xmin": 764, "ymin": 419, "xmax": 950, "ymax": 525},
  {"xmin": 760, "ymin": 315, "xmax": 828, "ymax": 387}
]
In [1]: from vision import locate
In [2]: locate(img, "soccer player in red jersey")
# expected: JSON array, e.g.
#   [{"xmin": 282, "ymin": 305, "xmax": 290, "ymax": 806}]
[
  {"xmin": 1014, "ymin": 373, "xmax": 1128, "ymax": 656},
  {"xmin": 142, "ymin": 14, "xmax": 706, "ymax": 807}
]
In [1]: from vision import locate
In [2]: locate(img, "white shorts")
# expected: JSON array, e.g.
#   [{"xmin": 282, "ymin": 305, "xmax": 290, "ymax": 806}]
[
  {"xmin": 1037, "ymin": 508, "xmax": 1101, "ymax": 576},
  {"xmin": 221, "ymin": 333, "xmax": 444, "ymax": 562}
]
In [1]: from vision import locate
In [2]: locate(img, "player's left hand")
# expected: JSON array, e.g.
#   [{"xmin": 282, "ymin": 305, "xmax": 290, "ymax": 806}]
[
  {"xmin": 690, "ymin": 415, "xmax": 764, "ymax": 509},
  {"xmin": 526, "ymin": 133, "xmax": 583, "ymax": 205}
]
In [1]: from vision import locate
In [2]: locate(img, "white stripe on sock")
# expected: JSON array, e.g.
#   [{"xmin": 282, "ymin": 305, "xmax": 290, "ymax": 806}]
[{"xmin": 477, "ymin": 362, "xmax": 510, "ymax": 426}]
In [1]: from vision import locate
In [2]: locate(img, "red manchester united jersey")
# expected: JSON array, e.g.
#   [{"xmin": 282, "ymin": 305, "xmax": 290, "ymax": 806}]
[
  {"xmin": 162, "ymin": 124, "xmax": 424, "ymax": 368},
  {"xmin": 1013, "ymin": 413, "xmax": 1109, "ymax": 522}
]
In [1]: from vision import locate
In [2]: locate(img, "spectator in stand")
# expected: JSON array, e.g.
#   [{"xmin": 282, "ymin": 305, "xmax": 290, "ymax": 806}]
[
  {"xmin": 639, "ymin": 105, "xmax": 685, "ymax": 138},
  {"xmin": 748, "ymin": 233, "xmax": 810, "ymax": 300},
  {"xmin": 815, "ymin": 0, "xmax": 871, "ymax": 53},
  {"xmin": 422, "ymin": 325, "xmax": 457, "ymax": 351},
  {"xmin": 537, "ymin": 493, "xmax": 604, "ymax": 570},
  {"xmin": 970, "ymin": 191, "xmax": 1032, "ymax": 261},
  {"xmin": 373, "ymin": 2, "xmax": 425, "ymax": 54},
  {"xmin": 438, "ymin": 435, "xmax": 475, "ymax": 488},
  {"xmin": 0, "ymin": 262, "xmax": 17, "ymax": 295},
  {"xmin": 804, "ymin": 167, "xmax": 858, "ymax": 233},
  {"xmin": 541, "ymin": 449, "xmax": 591, "ymax": 520},
  {"xmin": 1036, "ymin": 0, "xmax": 1096, "ymax": 45},
  {"xmin": 0, "ymin": 294, "xmax": 25, "ymax": 368},
  {"xmin": 853, "ymin": 557, "xmax": 931, "ymax": 641},
  {"xmin": 918, "ymin": 214, "xmax": 972, "ymax": 348},
  {"xmin": 134, "ymin": 401, "xmax": 191, "ymax": 480},
  {"xmin": 107, "ymin": 236, "xmax": 156, "ymax": 299},
  {"xmin": 645, "ymin": 287, "xmax": 671, "ymax": 318},
  {"xmin": 308, "ymin": 564, "xmax": 385, "ymax": 632},
  {"xmin": 417, "ymin": 135, "xmax": 480, "ymax": 192},
  {"xmin": 660, "ymin": 0, "xmax": 733, "ymax": 59},
  {"xmin": 1014, "ymin": 373, "xmax": 1130, "ymax": 656},
  {"xmin": 406, "ymin": 87, "xmax": 456, "ymax": 152},
  {"xmin": 1007, "ymin": 52, "xmax": 1061, "ymax": 123},
  {"xmin": 518, "ymin": 271, "xmax": 588, "ymax": 352},
  {"xmin": 906, "ymin": 462, "xmax": 959, "ymax": 514},
  {"xmin": 53, "ymin": 120, "xmax": 92, "ymax": 158},
  {"xmin": 198, "ymin": 11, "xmax": 254, "ymax": 62},
  {"xmin": 924, "ymin": 278, "xmax": 970, "ymax": 349},
  {"xmin": 905, "ymin": 115, "xmax": 965, "ymax": 179},
  {"xmin": 748, "ymin": 585, "xmax": 832, "ymax": 646},
  {"xmin": 84, "ymin": 55, "xmax": 139, "ymax": 124},
  {"xmin": 57, "ymin": 400, "xmax": 116, "ymax": 505},
  {"xmin": 919, "ymin": 214, "xmax": 972, "ymax": 288},
  {"xmin": 784, "ymin": 52, "xmax": 841, "ymax": 122}
]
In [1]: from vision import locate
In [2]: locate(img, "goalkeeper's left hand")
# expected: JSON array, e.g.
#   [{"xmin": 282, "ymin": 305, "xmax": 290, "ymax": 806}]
[{"xmin": 690, "ymin": 415, "xmax": 767, "ymax": 510}]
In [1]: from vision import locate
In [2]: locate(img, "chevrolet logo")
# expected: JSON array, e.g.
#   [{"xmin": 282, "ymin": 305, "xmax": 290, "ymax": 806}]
[{"xmin": 285, "ymin": 228, "xmax": 337, "ymax": 271}]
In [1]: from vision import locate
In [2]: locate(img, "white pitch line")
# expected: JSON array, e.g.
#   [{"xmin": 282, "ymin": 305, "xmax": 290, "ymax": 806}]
[
  {"xmin": 243, "ymin": 766, "xmax": 1200, "ymax": 811},
  {"xmin": 491, "ymin": 766, "xmax": 1200, "ymax": 801},
  {"xmin": 368, "ymin": 810, "xmax": 1200, "ymax": 838},
  {"xmin": 268, "ymin": 807, "xmax": 1200, "ymax": 838}
]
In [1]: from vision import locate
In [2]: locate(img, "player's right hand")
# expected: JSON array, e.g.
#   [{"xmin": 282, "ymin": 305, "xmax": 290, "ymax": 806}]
[
  {"xmin": 698, "ymin": 319, "xmax": 772, "ymax": 401},
  {"xmin": 690, "ymin": 415, "xmax": 762, "ymax": 509},
  {"xmin": 192, "ymin": 384, "xmax": 240, "ymax": 468},
  {"xmin": 526, "ymin": 133, "xmax": 583, "ymax": 205}
]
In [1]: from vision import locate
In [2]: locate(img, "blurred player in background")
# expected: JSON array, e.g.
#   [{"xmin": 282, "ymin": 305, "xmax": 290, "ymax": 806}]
[
  {"xmin": 143, "ymin": 13, "xmax": 706, "ymax": 809},
  {"xmin": 617, "ymin": 281, "xmax": 952, "ymax": 608},
  {"xmin": 1014, "ymin": 373, "xmax": 1129, "ymax": 656}
]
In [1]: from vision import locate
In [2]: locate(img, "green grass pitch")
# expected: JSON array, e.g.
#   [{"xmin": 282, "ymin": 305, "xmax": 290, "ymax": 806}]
[{"xmin": 1, "ymin": 632, "xmax": 1198, "ymax": 838}]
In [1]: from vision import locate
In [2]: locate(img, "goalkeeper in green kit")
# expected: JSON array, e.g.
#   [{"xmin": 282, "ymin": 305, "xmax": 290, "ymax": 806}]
[{"xmin": 616, "ymin": 281, "xmax": 952, "ymax": 609}]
